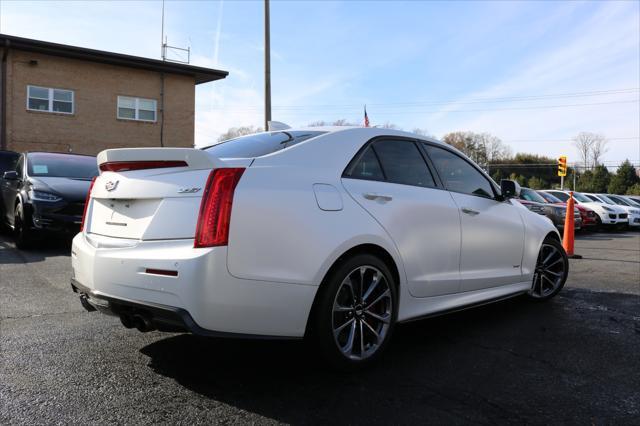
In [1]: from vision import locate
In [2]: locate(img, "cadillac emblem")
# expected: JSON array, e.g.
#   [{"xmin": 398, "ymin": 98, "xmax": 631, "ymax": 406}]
[{"xmin": 105, "ymin": 180, "xmax": 119, "ymax": 192}]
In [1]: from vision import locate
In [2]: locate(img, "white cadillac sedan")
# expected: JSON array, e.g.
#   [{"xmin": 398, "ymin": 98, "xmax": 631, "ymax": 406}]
[{"xmin": 71, "ymin": 127, "xmax": 567, "ymax": 368}]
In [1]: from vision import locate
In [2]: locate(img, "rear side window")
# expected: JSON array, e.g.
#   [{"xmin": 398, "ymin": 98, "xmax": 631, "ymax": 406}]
[
  {"xmin": 424, "ymin": 144, "xmax": 495, "ymax": 198},
  {"xmin": 585, "ymin": 195, "xmax": 599, "ymax": 202},
  {"xmin": 372, "ymin": 140, "xmax": 435, "ymax": 188},
  {"xmin": 345, "ymin": 146, "xmax": 384, "ymax": 180}
]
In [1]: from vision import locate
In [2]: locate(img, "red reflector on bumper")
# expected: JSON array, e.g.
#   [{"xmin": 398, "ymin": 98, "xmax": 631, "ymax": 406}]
[{"xmin": 145, "ymin": 268, "xmax": 178, "ymax": 277}]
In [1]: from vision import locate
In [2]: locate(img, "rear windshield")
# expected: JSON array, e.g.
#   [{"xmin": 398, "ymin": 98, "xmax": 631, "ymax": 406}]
[
  {"xmin": 27, "ymin": 153, "xmax": 98, "ymax": 179},
  {"xmin": 204, "ymin": 131, "xmax": 326, "ymax": 158}
]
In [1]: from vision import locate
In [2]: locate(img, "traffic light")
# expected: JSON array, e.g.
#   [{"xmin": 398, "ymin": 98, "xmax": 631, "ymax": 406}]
[{"xmin": 558, "ymin": 156, "xmax": 567, "ymax": 177}]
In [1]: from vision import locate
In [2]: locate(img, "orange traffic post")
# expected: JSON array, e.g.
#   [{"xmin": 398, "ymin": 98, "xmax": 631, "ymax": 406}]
[{"xmin": 562, "ymin": 191, "xmax": 582, "ymax": 259}]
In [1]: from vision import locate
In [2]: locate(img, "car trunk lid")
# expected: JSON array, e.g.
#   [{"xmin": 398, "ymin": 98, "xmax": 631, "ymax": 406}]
[{"xmin": 86, "ymin": 148, "xmax": 251, "ymax": 241}]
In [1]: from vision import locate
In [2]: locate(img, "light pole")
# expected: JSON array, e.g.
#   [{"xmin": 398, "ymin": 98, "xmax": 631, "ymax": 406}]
[{"xmin": 264, "ymin": 0, "xmax": 272, "ymax": 131}]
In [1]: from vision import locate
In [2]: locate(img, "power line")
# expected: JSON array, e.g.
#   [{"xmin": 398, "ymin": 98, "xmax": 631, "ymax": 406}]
[
  {"xmin": 209, "ymin": 87, "xmax": 640, "ymax": 111},
  {"xmin": 214, "ymin": 99, "xmax": 639, "ymax": 116},
  {"xmin": 504, "ymin": 136, "xmax": 640, "ymax": 144}
]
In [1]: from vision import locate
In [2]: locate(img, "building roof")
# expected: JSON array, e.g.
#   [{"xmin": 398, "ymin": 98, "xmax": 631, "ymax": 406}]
[{"xmin": 0, "ymin": 33, "xmax": 228, "ymax": 85}]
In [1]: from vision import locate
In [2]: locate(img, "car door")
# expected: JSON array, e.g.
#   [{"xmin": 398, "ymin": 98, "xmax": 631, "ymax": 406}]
[
  {"xmin": 341, "ymin": 137, "xmax": 461, "ymax": 297},
  {"xmin": 1, "ymin": 154, "xmax": 23, "ymax": 225},
  {"xmin": 422, "ymin": 143, "xmax": 525, "ymax": 292}
]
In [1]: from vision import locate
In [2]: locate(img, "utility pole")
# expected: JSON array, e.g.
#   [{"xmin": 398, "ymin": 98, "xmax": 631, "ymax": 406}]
[{"xmin": 264, "ymin": 0, "xmax": 272, "ymax": 131}]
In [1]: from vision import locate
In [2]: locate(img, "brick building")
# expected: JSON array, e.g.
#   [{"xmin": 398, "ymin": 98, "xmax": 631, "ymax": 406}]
[{"xmin": 0, "ymin": 34, "xmax": 227, "ymax": 155}]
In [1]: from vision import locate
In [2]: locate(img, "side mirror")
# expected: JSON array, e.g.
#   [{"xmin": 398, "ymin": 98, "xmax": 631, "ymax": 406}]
[
  {"xmin": 500, "ymin": 179, "xmax": 521, "ymax": 199},
  {"xmin": 2, "ymin": 171, "xmax": 18, "ymax": 181}
]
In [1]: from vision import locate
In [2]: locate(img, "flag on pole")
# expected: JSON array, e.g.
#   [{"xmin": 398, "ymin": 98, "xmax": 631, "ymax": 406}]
[{"xmin": 364, "ymin": 105, "xmax": 370, "ymax": 127}]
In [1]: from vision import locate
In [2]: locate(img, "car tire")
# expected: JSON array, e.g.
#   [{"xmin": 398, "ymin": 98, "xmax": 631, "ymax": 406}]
[
  {"xmin": 595, "ymin": 216, "xmax": 603, "ymax": 231},
  {"xmin": 14, "ymin": 203, "xmax": 34, "ymax": 249},
  {"xmin": 311, "ymin": 253, "xmax": 397, "ymax": 370},
  {"xmin": 527, "ymin": 237, "xmax": 568, "ymax": 302}
]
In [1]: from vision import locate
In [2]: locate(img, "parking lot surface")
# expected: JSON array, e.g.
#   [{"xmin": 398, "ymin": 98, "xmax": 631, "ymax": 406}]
[{"xmin": 1, "ymin": 231, "xmax": 639, "ymax": 425}]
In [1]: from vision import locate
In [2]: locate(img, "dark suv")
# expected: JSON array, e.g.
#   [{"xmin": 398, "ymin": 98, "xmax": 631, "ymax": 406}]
[
  {"xmin": 0, "ymin": 152, "xmax": 97, "ymax": 248},
  {"xmin": 517, "ymin": 187, "xmax": 582, "ymax": 231}
]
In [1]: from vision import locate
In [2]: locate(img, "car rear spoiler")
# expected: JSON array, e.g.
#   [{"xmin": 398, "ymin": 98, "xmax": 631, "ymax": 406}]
[{"xmin": 96, "ymin": 148, "xmax": 223, "ymax": 173}]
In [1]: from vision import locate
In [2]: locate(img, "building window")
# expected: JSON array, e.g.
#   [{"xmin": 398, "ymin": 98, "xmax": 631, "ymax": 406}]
[
  {"xmin": 27, "ymin": 85, "xmax": 74, "ymax": 114},
  {"xmin": 117, "ymin": 96, "xmax": 157, "ymax": 122}
]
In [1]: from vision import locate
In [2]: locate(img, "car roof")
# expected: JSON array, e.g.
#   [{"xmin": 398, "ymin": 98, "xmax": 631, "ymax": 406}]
[{"xmin": 269, "ymin": 126, "xmax": 447, "ymax": 145}]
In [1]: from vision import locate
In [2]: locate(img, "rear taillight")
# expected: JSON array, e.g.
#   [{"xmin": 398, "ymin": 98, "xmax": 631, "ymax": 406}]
[
  {"xmin": 99, "ymin": 160, "xmax": 188, "ymax": 172},
  {"xmin": 80, "ymin": 177, "xmax": 97, "ymax": 232},
  {"xmin": 194, "ymin": 168, "xmax": 245, "ymax": 248}
]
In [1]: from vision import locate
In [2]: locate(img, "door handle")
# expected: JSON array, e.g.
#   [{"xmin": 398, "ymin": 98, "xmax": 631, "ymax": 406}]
[
  {"xmin": 363, "ymin": 193, "xmax": 393, "ymax": 202},
  {"xmin": 461, "ymin": 207, "xmax": 480, "ymax": 216}
]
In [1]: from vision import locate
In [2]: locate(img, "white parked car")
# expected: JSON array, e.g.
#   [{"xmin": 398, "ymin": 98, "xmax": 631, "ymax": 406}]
[
  {"xmin": 592, "ymin": 194, "xmax": 639, "ymax": 228},
  {"xmin": 71, "ymin": 127, "xmax": 567, "ymax": 368},
  {"xmin": 581, "ymin": 193, "xmax": 631, "ymax": 228},
  {"xmin": 542, "ymin": 190, "xmax": 626, "ymax": 228}
]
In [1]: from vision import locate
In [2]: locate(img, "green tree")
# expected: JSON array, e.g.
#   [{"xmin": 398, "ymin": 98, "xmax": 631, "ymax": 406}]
[
  {"xmin": 509, "ymin": 173, "xmax": 527, "ymax": 187},
  {"xmin": 626, "ymin": 183, "xmax": 640, "ymax": 196},
  {"xmin": 608, "ymin": 160, "xmax": 639, "ymax": 194},
  {"xmin": 590, "ymin": 165, "xmax": 611, "ymax": 193},
  {"xmin": 527, "ymin": 176, "xmax": 546, "ymax": 189},
  {"xmin": 576, "ymin": 170, "xmax": 594, "ymax": 192}
]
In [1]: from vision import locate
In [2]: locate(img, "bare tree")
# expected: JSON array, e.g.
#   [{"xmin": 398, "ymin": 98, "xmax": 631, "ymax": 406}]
[
  {"xmin": 442, "ymin": 131, "xmax": 509, "ymax": 164},
  {"xmin": 591, "ymin": 136, "xmax": 609, "ymax": 166},
  {"xmin": 380, "ymin": 122, "xmax": 400, "ymax": 129},
  {"xmin": 307, "ymin": 120, "xmax": 328, "ymax": 127},
  {"xmin": 573, "ymin": 132, "xmax": 606, "ymax": 170},
  {"xmin": 218, "ymin": 125, "xmax": 263, "ymax": 142},
  {"xmin": 412, "ymin": 128, "xmax": 432, "ymax": 137}
]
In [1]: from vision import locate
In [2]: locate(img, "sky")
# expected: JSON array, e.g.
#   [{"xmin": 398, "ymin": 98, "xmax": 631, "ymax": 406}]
[{"xmin": 1, "ymin": 0, "xmax": 639, "ymax": 165}]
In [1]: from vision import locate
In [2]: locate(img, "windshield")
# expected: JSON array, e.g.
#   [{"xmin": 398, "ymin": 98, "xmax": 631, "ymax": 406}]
[
  {"xmin": 27, "ymin": 153, "xmax": 98, "ymax": 179},
  {"xmin": 623, "ymin": 197, "xmax": 640, "ymax": 207},
  {"xmin": 538, "ymin": 191, "xmax": 563, "ymax": 203},
  {"xmin": 204, "ymin": 131, "xmax": 326, "ymax": 158},
  {"xmin": 520, "ymin": 188, "xmax": 547, "ymax": 203},
  {"xmin": 573, "ymin": 192, "xmax": 593, "ymax": 203},
  {"xmin": 607, "ymin": 195, "xmax": 631, "ymax": 206},
  {"xmin": 595, "ymin": 194, "xmax": 615, "ymax": 205}
]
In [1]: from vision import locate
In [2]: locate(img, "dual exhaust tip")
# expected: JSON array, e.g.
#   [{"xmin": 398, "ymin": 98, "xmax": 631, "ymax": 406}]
[{"xmin": 120, "ymin": 312, "xmax": 155, "ymax": 333}]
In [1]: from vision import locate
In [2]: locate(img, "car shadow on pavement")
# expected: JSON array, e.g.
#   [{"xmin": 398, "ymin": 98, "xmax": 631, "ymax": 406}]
[
  {"xmin": 138, "ymin": 291, "xmax": 640, "ymax": 424},
  {"xmin": 0, "ymin": 235, "xmax": 71, "ymax": 264}
]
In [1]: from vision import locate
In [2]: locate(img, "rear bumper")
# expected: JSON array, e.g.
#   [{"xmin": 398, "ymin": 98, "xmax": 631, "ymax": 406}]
[
  {"xmin": 71, "ymin": 233, "xmax": 317, "ymax": 338},
  {"xmin": 70, "ymin": 279, "xmax": 294, "ymax": 339}
]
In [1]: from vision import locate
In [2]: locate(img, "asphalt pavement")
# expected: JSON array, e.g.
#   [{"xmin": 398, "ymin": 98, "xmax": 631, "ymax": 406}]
[{"xmin": 1, "ymin": 230, "xmax": 639, "ymax": 425}]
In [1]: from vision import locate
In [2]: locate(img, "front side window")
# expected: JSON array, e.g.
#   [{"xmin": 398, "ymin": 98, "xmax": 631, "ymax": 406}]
[
  {"xmin": 27, "ymin": 85, "xmax": 74, "ymax": 114},
  {"xmin": 424, "ymin": 144, "xmax": 495, "ymax": 198},
  {"xmin": 117, "ymin": 96, "xmax": 157, "ymax": 122}
]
